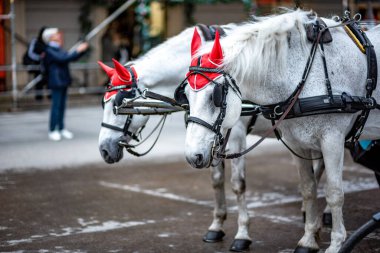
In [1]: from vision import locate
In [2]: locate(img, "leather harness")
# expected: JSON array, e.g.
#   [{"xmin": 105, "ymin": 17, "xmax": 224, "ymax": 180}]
[{"xmin": 258, "ymin": 17, "xmax": 378, "ymax": 150}]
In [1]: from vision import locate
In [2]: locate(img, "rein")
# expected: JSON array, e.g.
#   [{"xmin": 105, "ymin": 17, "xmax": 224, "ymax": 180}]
[{"xmin": 118, "ymin": 115, "xmax": 167, "ymax": 157}]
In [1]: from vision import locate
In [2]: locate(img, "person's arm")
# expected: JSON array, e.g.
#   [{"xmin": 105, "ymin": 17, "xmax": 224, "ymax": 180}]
[{"xmin": 45, "ymin": 42, "xmax": 89, "ymax": 63}]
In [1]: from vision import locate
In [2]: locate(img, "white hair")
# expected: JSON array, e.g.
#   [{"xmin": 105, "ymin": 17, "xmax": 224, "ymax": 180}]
[{"xmin": 42, "ymin": 28, "xmax": 59, "ymax": 44}]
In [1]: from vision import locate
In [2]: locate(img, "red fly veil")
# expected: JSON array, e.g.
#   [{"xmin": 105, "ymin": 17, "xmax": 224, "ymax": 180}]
[
  {"xmin": 187, "ymin": 28, "xmax": 224, "ymax": 91},
  {"xmin": 98, "ymin": 58, "xmax": 138, "ymax": 102}
]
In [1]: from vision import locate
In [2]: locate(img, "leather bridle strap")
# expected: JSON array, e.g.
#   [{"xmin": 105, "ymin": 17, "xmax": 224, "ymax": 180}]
[
  {"xmin": 187, "ymin": 116, "xmax": 215, "ymax": 133},
  {"xmin": 185, "ymin": 70, "xmax": 235, "ymax": 147},
  {"xmin": 101, "ymin": 122, "xmax": 124, "ymax": 132},
  {"xmin": 101, "ymin": 115, "xmax": 140, "ymax": 142},
  {"xmin": 106, "ymin": 85, "xmax": 132, "ymax": 92},
  {"xmin": 101, "ymin": 64, "xmax": 140, "ymax": 142},
  {"xmin": 143, "ymin": 90, "xmax": 180, "ymax": 106}
]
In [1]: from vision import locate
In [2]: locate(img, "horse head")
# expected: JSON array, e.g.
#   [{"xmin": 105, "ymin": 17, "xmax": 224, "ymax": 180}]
[
  {"xmin": 179, "ymin": 29, "xmax": 242, "ymax": 168},
  {"xmin": 98, "ymin": 59, "xmax": 149, "ymax": 163}
]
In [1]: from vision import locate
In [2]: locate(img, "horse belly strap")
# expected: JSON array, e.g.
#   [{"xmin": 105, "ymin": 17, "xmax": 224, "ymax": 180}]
[{"xmin": 261, "ymin": 94, "xmax": 376, "ymax": 120}]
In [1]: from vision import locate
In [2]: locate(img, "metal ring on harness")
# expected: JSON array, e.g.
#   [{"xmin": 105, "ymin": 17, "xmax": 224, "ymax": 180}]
[{"xmin": 274, "ymin": 105, "xmax": 284, "ymax": 116}]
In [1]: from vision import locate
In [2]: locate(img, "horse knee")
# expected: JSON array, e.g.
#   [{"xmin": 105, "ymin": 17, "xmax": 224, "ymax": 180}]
[
  {"xmin": 231, "ymin": 178, "xmax": 246, "ymax": 195},
  {"xmin": 211, "ymin": 169, "xmax": 224, "ymax": 189},
  {"xmin": 299, "ymin": 182, "xmax": 316, "ymax": 201},
  {"xmin": 325, "ymin": 187, "xmax": 344, "ymax": 206}
]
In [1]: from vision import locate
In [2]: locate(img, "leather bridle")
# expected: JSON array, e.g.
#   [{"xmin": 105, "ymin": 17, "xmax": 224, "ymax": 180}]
[
  {"xmin": 177, "ymin": 65, "xmax": 241, "ymax": 163},
  {"xmin": 101, "ymin": 65, "xmax": 143, "ymax": 143},
  {"xmin": 101, "ymin": 65, "xmax": 168, "ymax": 157}
]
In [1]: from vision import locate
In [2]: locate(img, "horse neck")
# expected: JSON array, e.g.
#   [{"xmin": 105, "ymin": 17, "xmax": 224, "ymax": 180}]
[
  {"xmin": 226, "ymin": 31, "xmax": 304, "ymax": 105},
  {"xmin": 131, "ymin": 28, "xmax": 194, "ymax": 94}
]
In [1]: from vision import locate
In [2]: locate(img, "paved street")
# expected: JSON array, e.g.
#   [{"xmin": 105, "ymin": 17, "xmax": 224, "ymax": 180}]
[{"xmin": 0, "ymin": 105, "xmax": 379, "ymax": 252}]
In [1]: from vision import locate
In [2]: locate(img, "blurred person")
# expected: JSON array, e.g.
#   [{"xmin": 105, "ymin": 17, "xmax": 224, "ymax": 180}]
[
  {"xmin": 23, "ymin": 26, "xmax": 47, "ymax": 101},
  {"xmin": 42, "ymin": 28, "xmax": 89, "ymax": 141}
]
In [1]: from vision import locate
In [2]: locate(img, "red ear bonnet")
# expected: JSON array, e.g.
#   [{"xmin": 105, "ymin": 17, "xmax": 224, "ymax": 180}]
[
  {"xmin": 209, "ymin": 31, "xmax": 223, "ymax": 65},
  {"xmin": 99, "ymin": 59, "xmax": 138, "ymax": 102},
  {"xmin": 191, "ymin": 28, "xmax": 202, "ymax": 57},
  {"xmin": 98, "ymin": 60, "xmax": 115, "ymax": 78},
  {"xmin": 187, "ymin": 30, "xmax": 224, "ymax": 91},
  {"xmin": 113, "ymin": 58, "xmax": 133, "ymax": 83}
]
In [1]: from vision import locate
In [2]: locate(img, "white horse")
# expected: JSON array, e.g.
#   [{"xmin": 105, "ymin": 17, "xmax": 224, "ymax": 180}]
[
  {"xmin": 98, "ymin": 22, "xmax": 329, "ymax": 251},
  {"xmin": 183, "ymin": 10, "xmax": 380, "ymax": 253}
]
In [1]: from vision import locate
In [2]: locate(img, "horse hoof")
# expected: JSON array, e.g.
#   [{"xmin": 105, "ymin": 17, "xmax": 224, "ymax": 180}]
[
  {"xmin": 230, "ymin": 239, "xmax": 252, "ymax": 252},
  {"xmin": 203, "ymin": 230, "xmax": 225, "ymax": 243},
  {"xmin": 322, "ymin": 212, "xmax": 332, "ymax": 227},
  {"xmin": 294, "ymin": 246, "xmax": 319, "ymax": 253}
]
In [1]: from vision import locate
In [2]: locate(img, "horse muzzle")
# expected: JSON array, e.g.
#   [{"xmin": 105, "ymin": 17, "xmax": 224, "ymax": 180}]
[
  {"xmin": 99, "ymin": 137, "xmax": 124, "ymax": 163},
  {"xmin": 185, "ymin": 150, "xmax": 212, "ymax": 169}
]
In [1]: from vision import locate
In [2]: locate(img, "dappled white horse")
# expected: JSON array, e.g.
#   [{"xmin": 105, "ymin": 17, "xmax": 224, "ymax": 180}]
[
  {"xmin": 98, "ymin": 22, "xmax": 329, "ymax": 252},
  {"xmin": 183, "ymin": 10, "xmax": 380, "ymax": 253}
]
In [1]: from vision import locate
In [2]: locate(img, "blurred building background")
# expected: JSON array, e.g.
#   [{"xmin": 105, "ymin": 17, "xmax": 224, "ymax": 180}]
[{"xmin": 0, "ymin": 0, "xmax": 378, "ymax": 110}]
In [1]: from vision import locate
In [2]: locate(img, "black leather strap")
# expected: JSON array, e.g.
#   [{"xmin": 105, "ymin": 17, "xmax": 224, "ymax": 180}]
[
  {"xmin": 144, "ymin": 90, "xmax": 180, "ymax": 106},
  {"xmin": 101, "ymin": 122, "xmax": 123, "ymax": 132},
  {"xmin": 344, "ymin": 19, "xmax": 378, "ymax": 144},
  {"xmin": 187, "ymin": 116, "xmax": 215, "ymax": 132}
]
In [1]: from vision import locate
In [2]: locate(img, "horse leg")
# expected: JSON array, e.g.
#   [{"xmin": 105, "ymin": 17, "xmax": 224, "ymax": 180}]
[
  {"xmin": 311, "ymin": 152, "xmax": 332, "ymax": 227},
  {"xmin": 301, "ymin": 152, "xmax": 324, "ymax": 223},
  {"xmin": 321, "ymin": 136, "xmax": 346, "ymax": 253},
  {"xmin": 204, "ymin": 160, "xmax": 227, "ymax": 243},
  {"xmin": 294, "ymin": 153, "xmax": 321, "ymax": 253},
  {"xmin": 229, "ymin": 125, "xmax": 252, "ymax": 252}
]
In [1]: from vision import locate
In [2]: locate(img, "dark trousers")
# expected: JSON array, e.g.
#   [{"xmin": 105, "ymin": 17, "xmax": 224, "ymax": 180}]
[{"xmin": 49, "ymin": 87, "xmax": 67, "ymax": 132}]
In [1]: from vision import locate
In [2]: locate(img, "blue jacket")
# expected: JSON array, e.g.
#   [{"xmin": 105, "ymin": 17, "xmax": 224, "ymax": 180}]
[{"xmin": 43, "ymin": 46, "xmax": 83, "ymax": 89}]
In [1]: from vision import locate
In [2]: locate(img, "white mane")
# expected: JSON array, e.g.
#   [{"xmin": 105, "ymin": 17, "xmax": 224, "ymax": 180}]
[{"xmin": 201, "ymin": 10, "xmax": 315, "ymax": 88}]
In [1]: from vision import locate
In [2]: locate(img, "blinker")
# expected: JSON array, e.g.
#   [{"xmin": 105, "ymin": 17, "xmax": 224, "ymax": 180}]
[
  {"xmin": 213, "ymin": 84, "xmax": 223, "ymax": 107},
  {"xmin": 114, "ymin": 89, "xmax": 136, "ymax": 107}
]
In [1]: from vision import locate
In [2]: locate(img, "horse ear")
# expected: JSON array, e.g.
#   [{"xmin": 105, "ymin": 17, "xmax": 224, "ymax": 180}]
[
  {"xmin": 98, "ymin": 61, "xmax": 115, "ymax": 78},
  {"xmin": 209, "ymin": 31, "xmax": 223, "ymax": 65},
  {"xmin": 191, "ymin": 28, "xmax": 202, "ymax": 57},
  {"xmin": 112, "ymin": 58, "xmax": 131, "ymax": 81}
]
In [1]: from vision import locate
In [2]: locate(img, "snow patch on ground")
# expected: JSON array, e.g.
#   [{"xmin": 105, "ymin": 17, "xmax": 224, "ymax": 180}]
[
  {"xmin": 4, "ymin": 219, "xmax": 156, "ymax": 247},
  {"xmin": 99, "ymin": 181, "xmax": 214, "ymax": 207}
]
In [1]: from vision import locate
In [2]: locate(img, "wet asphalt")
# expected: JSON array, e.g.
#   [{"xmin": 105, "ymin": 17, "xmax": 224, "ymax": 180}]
[{"xmin": 0, "ymin": 106, "xmax": 379, "ymax": 253}]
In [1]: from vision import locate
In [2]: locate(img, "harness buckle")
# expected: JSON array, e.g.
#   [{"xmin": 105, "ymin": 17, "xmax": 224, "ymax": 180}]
[
  {"xmin": 141, "ymin": 88, "xmax": 148, "ymax": 99},
  {"xmin": 366, "ymin": 97, "xmax": 376, "ymax": 109},
  {"xmin": 113, "ymin": 106, "xmax": 119, "ymax": 115},
  {"xmin": 366, "ymin": 79, "xmax": 374, "ymax": 91}
]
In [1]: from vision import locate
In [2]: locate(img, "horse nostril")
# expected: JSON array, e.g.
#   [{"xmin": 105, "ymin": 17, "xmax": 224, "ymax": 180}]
[
  {"xmin": 195, "ymin": 154, "xmax": 203, "ymax": 166},
  {"xmin": 101, "ymin": 149, "xmax": 109, "ymax": 157},
  {"xmin": 101, "ymin": 149, "xmax": 114, "ymax": 163}
]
